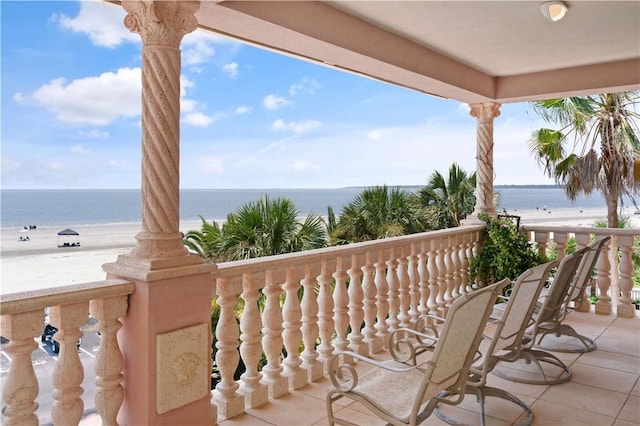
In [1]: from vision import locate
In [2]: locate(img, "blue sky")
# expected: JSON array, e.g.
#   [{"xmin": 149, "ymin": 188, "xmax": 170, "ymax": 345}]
[{"xmin": 1, "ymin": 1, "xmax": 554, "ymax": 189}]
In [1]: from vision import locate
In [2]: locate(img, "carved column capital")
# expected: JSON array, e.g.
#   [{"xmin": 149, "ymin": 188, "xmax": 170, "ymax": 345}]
[
  {"xmin": 122, "ymin": 0, "xmax": 199, "ymax": 48},
  {"xmin": 469, "ymin": 102, "xmax": 501, "ymax": 123}
]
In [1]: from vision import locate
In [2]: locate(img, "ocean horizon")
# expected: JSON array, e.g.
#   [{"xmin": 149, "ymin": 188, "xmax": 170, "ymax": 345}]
[{"xmin": 1, "ymin": 185, "xmax": 614, "ymax": 230}]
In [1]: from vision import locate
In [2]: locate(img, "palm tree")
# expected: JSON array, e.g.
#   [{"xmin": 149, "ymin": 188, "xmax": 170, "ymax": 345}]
[
  {"xmin": 417, "ymin": 162, "xmax": 477, "ymax": 229},
  {"xmin": 529, "ymin": 92, "xmax": 640, "ymax": 227},
  {"xmin": 183, "ymin": 215, "xmax": 225, "ymax": 262},
  {"xmin": 330, "ymin": 185, "xmax": 427, "ymax": 244},
  {"xmin": 218, "ymin": 195, "xmax": 327, "ymax": 260}
]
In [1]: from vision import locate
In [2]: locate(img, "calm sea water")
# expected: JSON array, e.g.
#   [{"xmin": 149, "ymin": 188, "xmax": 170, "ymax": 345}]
[{"xmin": 0, "ymin": 186, "xmax": 609, "ymax": 230}]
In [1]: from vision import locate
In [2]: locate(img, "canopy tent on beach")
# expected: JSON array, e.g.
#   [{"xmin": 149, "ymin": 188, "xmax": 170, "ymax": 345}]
[{"xmin": 57, "ymin": 228, "xmax": 80, "ymax": 248}]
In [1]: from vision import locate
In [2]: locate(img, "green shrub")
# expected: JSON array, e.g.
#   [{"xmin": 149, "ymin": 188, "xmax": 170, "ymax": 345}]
[{"xmin": 469, "ymin": 214, "xmax": 545, "ymax": 285}]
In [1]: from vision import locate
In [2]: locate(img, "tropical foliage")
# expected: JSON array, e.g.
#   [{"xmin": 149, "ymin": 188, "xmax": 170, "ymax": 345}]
[
  {"xmin": 417, "ymin": 162, "xmax": 476, "ymax": 229},
  {"xmin": 328, "ymin": 185, "xmax": 428, "ymax": 244},
  {"xmin": 529, "ymin": 92, "xmax": 640, "ymax": 227},
  {"xmin": 469, "ymin": 214, "xmax": 543, "ymax": 285},
  {"xmin": 184, "ymin": 195, "xmax": 327, "ymax": 262}
]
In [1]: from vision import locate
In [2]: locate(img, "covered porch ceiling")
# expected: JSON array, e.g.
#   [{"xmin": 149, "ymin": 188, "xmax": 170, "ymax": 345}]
[{"xmin": 192, "ymin": 0, "xmax": 640, "ymax": 104}]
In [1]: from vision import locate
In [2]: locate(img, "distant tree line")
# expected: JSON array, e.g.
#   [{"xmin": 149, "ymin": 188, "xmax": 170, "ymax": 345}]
[{"xmin": 183, "ymin": 162, "xmax": 476, "ymax": 262}]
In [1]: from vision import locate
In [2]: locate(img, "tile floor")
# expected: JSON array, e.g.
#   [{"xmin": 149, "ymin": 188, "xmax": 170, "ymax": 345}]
[
  {"xmin": 217, "ymin": 311, "xmax": 639, "ymax": 426},
  {"xmin": 78, "ymin": 310, "xmax": 639, "ymax": 426}
]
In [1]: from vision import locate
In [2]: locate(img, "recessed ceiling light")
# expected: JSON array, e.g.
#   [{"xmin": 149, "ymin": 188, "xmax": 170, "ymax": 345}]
[{"xmin": 541, "ymin": 1, "xmax": 569, "ymax": 22}]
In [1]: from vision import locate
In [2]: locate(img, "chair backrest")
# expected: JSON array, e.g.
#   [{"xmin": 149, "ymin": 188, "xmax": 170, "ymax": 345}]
[
  {"xmin": 491, "ymin": 260, "xmax": 558, "ymax": 354},
  {"xmin": 416, "ymin": 279, "xmax": 509, "ymax": 408},
  {"xmin": 567, "ymin": 236, "xmax": 610, "ymax": 306},
  {"xmin": 533, "ymin": 247, "xmax": 588, "ymax": 328}
]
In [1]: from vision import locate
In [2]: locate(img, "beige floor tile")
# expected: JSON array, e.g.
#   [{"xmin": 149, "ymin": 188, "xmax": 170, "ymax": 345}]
[
  {"xmin": 609, "ymin": 316, "xmax": 640, "ymax": 330},
  {"xmin": 319, "ymin": 404, "xmax": 388, "ymax": 426},
  {"xmin": 632, "ymin": 379, "xmax": 640, "ymax": 397},
  {"xmin": 577, "ymin": 349, "xmax": 640, "ymax": 374},
  {"xmin": 433, "ymin": 403, "xmax": 512, "ymax": 426},
  {"xmin": 530, "ymin": 399, "xmax": 615, "ymax": 426},
  {"xmin": 569, "ymin": 363, "xmax": 639, "ymax": 393},
  {"xmin": 245, "ymin": 392, "xmax": 328, "ymax": 426},
  {"xmin": 434, "ymin": 389, "xmax": 534, "ymax": 424},
  {"xmin": 594, "ymin": 335, "xmax": 640, "ymax": 357},
  {"xmin": 486, "ymin": 373, "xmax": 550, "ymax": 399},
  {"xmin": 539, "ymin": 382, "xmax": 627, "ymax": 417},
  {"xmin": 218, "ymin": 413, "xmax": 274, "ymax": 425},
  {"xmin": 613, "ymin": 419, "xmax": 639, "ymax": 426},
  {"xmin": 617, "ymin": 395, "xmax": 639, "ymax": 423},
  {"xmin": 490, "ymin": 355, "xmax": 571, "ymax": 385}
]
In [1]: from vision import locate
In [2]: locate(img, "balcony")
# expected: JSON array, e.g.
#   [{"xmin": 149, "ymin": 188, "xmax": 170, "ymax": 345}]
[{"xmin": 1, "ymin": 223, "xmax": 638, "ymax": 425}]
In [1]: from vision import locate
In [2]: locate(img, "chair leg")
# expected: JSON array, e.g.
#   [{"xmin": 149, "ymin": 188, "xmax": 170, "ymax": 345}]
[
  {"xmin": 535, "ymin": 324, "xmax": 596, "ymax": 353},
  {"xmin": 491, "ymin": 349, "xmax": 571, "ymax": 385},
  {"xmin": 433, "ymin": 386, "xmax": 533, "ymax": 426}
]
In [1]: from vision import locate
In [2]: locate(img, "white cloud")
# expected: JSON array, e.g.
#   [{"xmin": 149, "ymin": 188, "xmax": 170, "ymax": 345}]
[
  {"xmin": 31, "ymin": 68, "xmax": 141, "ymax": 125},
  {"xmin": 235, "ymin": 105, "xmax": 252, "ymax": 115},
  {"xmin": 271, "ymin": 119, "xmax": 320, "ymax": 134},
  {"xmin": 367, "ymin": 129, "xmax": 389, "ymax": 141},
  {"xmin": 263, "ymin": 94, "xmax": 292, "ymax": 110},
  {"xmin": 12, "ymin": 93, "xmax": 27, "ymax": 105},
  {"xmin": 183, "ymin": 112, "xmax": 220, "ymax": 127},
  {"xmin": 288, "ymin": 77, "xmax": 321, "ymax": 97},
  {"xmin": 182, "ymin": 31, "xmax": 216, "ymax": 66},
  {"xmin": 71, "ymin": 144, "xmax": 91, "ymax": 154},
  {"xmin": 223, "ymin": 62, "xmax": 239, "ymax": 78},
  {"xmin": 199, "ymin": 156, "xmax": 224, "ymax": 175},
  {"xmin": 79, "ymin": 129, "xmax": 109, "ymax": 139},
  {"xmin": 54, "ymin": 1, "xmax": 137, "ymax": 48}
]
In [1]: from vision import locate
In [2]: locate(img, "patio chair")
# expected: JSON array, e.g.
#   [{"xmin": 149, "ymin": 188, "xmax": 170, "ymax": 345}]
[
  {"xmin": 325, "ymin": 279, "xmax": 509, "ymax": 426},
  {"xmin": 434, "ymin": 260, "xmax": 557, "ymax": 426},
  {"xmin": 492, "ymin": 247, "xmax": 588, "ymax": 385},
  {"xmin": 535, "ymin": 236, "xmax": 610, "ymax": 353}
]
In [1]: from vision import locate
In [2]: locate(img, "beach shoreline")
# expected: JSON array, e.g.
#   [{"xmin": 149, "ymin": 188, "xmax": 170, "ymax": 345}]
[{"xmin": 1, "ymin": 207, "xmax": 637, "ymax": 295}]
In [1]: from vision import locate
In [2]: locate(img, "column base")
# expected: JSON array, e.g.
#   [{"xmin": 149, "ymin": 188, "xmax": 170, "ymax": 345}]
[{"xmin": 617, "ymin": 303, "xmax": 636, "ymax": 318}]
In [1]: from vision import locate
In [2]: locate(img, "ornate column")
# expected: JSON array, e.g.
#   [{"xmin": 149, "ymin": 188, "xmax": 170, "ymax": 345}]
[
  {"xmin": 111, "ymin": 0, "xmax": 203, "ymax": 273},
  {"xmin": 464, "ymin": 102, "xmax": 501, "ymax": 222},
  {"xmin": 102, "ymin": 2, "xmax": 215, "ymax": 425}
]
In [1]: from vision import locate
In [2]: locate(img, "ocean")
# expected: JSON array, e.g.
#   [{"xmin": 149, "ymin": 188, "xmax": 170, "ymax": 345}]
[{"xmin": 0, "ymin": 186, "xmax": 611, "ymax": 230}]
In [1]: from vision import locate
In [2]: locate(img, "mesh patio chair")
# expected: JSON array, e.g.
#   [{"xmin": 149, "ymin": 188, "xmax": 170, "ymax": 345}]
[
  {"xmin": 535, "ymin": 236, "xmax": 610, "ymax": 353},
  {"xmin": 434, "ymin": 260, "xmax": 557, "ymax": 426},
  {"xmin": 325, "ymin": 279, "xmax": 509, "ymax": 426},
  {"xmin": 492, "ymin": 247, "xmax": 588, "ymax": 385}
]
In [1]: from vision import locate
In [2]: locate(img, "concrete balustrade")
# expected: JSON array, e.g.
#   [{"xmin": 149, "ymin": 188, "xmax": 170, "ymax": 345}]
[
  {"xmin": 0, "ymin": 280, "xmax": 134, "ymax": 425},
  {"xmin": 1, "ymin": 224, "xmax": 637, "ymax": 424},
  {"xmin": 523, "ymin": 225, "xmax": 639, "ymax": 318}
]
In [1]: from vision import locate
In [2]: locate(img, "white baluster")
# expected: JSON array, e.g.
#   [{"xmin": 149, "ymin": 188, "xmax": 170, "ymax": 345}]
[
  {"xmin": 555, "ymin": 232, "xmax": 569, "ymax": 260},
  {"xmin": 617, "ymin": 235, "xmax": 635, "ymax": 318},
  {"xmin": 261, "ymin": 270, "xmax": 288, "ymax": 399},
  {"xmin": 535, "ymin": 231, "xmax": 550, "ymax": 260},
  {"xmin": 396, "ymin": 252, "xmax": 411, "ymax": 329},
  {"xmin": 443, "ymin": 237, "xmax": 454, "ymax": 313},
  {"xmin": 361, "ymin": 252, "xmax": 381, "ymax": 354},
  {"xmin": 459, "ymin": 233, "xmax": 470, "ymax": 295},
  {"xmin": 595, "ymin": 238, "xmax": 612, "ymax": 315},
  {"xmin": 239, "ymin": 273, "xmax": 267, "ymax": 408},
  {"xmin": 1, "ymin": 310, "xmax": 41, "ymax": 426},
  {"xmin": 407, "ymin": 248, "xmax": 420, "ymax": 322},
  {"xmin": 452, "ymin": 236, "xmax": 463, "ymax": 298},
  {"xmin": 212, "ymin": 278, "xmax": 244, "ymax": 420},
  {"xmin": 282, "ymin": 267, "xmax": 306, "ymax": 390},
  {"xmin": 300, "ymin": 264, "xmax": 322, "ymax": 381},
  {"xmin": 332, "ymin": 257, "xmax": 351, "ymax": 354},
  {"xmin": 90, "ymin": 296, "xmax": 128, "ymax": 426},
  {"xmin": 435, "ymin": 240, "xmax": 447, "ymax": 316},
  {"xmin": 317, "ymin": 260, "xmax": 335, "ymax": 371},
  {"xmin": 347, "ymin": 255, "xmax": 366, "ymax": 356},
  {"xmin": 386, "ymin": 253, "xmax": 400, "ymax": 333},
  {"xmin": 427, "ymin": 239, "xmax": 440, "ymax": 316},
  {"xmin": 50, "ymin": 303, "xmax": 87, "ymax": 426},
  {"xmin": 417, "ymin": 242, "xmax": 430, "ymax": 316},
  {"xmin": 374, "ymin": 250, "xmax": 390, "ymax": 347}
]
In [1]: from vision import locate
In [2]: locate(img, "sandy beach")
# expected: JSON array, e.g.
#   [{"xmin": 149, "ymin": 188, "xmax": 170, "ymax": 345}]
[{"xmin": 1, "ymin": 207, "xmax": 637, "ymax": 295}]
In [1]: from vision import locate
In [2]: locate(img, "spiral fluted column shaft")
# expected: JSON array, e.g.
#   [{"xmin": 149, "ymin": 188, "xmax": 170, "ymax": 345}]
[
  {"xmin": 469, "ymin": 102, "xmax": 501, "ymax": 218},
  {"xmin": 122, "ymin": 0, "xmax": 199, "ymax": 261}
]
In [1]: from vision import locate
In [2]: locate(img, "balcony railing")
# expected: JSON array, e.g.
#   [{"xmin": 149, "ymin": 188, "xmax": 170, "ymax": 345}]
[{"xmin": 0, "ymin": 223, "xmax": 636, "ymax": 424}]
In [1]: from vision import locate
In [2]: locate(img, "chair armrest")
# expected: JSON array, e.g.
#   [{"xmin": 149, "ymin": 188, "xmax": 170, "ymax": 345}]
[
  {"xmin": 327, "ymin": 351, "xmax": 426, "ymax": 392},
  {"xmin": 388, "ymin": 327, "xmax": 439, "ymax": 364}
]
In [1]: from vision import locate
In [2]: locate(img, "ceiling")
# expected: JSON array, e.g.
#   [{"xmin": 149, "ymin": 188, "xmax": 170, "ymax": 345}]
[{"xmin": 192, "ymin": 0, "xmax": 640, "ymax": 104}]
